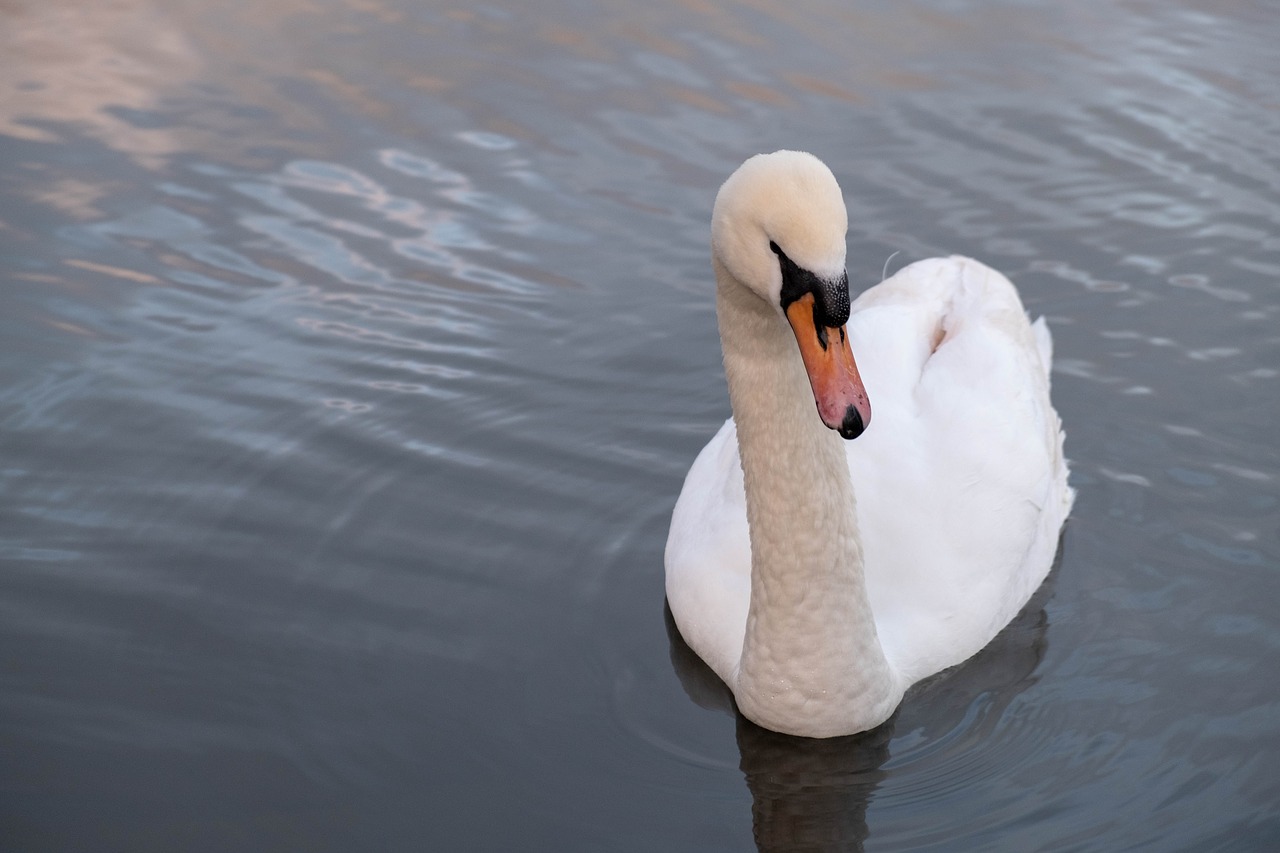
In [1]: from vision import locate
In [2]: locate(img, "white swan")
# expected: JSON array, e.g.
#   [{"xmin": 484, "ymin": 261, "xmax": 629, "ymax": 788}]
[{"xmin": 665, "ymin": 151, "xmax": 1074, "ymax": 738}]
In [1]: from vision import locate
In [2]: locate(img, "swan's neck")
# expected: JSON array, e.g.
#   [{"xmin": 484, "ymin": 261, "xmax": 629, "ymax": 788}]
[{"xmin": 715, "ymin": 258, "xmax": 900, "ymax": 737}]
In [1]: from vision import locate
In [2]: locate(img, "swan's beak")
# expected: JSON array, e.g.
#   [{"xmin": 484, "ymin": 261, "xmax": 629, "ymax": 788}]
[{"xmin": 785, "ymin": 293, "xmax": 871, "ymax": 439}]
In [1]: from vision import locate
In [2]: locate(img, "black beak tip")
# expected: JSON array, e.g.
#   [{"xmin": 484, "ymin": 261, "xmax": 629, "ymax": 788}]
[{"xmin": 837, "ymin": 406, "xmax": 865, "ymax": 440}]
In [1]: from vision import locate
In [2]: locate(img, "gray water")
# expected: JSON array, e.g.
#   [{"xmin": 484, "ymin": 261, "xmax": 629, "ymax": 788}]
[{"xmin": 3, "ymin": 1, "xmax": 1278, "ymax": 850}]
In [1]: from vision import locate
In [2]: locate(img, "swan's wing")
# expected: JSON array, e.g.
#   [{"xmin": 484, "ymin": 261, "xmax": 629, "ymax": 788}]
[
  {"xmin": 1031, "ymin": 315, "xmax": 1054, "ymax": 379},
  {"xmin": 847, "ymin": 257, "xmax": 1073, "ymax": 682},
  {"xmin": 664, "ymin": 418, "xmax": 751, "ymax": 684}
]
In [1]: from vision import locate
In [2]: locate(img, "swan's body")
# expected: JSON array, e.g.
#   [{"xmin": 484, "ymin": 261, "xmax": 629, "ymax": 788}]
[{"xmin": 665, "ymin": 151, "xmax": 1073, "ymax": 738}]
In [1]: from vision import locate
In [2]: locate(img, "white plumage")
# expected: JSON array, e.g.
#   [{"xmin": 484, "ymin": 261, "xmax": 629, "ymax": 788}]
[{"xmin": 665, "ymin": 151, "xmax": 1073, "ymax": 738}]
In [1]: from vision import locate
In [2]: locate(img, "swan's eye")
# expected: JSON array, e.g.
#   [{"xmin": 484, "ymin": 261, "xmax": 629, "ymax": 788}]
[{"xmin": 769, "ymin": 241, "xmax": 782, "ymax": 256}]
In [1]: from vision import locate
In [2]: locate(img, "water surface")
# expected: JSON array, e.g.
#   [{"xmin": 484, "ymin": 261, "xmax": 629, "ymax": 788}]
[{"xmin": 3, "ymin": 1, "xmax": 1279, "ymax": 850}]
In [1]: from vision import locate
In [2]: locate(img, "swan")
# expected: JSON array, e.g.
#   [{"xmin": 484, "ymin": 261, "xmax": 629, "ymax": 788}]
[{"xmin": 665, "ymin": 151, "xmax": 1074, "ymax": 738}]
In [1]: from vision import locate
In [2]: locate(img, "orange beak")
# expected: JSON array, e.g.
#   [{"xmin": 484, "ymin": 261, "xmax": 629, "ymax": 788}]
[{"xmin": 784, "ymin": 293, "xmax": 871, "ymax": 439}]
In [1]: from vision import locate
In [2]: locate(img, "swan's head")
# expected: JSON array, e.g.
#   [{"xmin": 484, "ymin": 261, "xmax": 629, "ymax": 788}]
[{"xmin": 712, "ymin": 150, "xmax": 871, "ymax": 439}]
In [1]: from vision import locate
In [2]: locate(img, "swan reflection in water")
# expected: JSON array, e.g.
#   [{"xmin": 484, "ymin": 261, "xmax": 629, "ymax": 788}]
[{"xmin": 665, "ymin": 545, "xmax": 1060, "ymax": 853}]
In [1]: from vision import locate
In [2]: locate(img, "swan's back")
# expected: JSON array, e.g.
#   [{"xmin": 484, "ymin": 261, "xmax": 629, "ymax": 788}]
[
  {"xmin": 666, "ymin": 256, "xmax": 1073, "ymax": 688},
  {"xmin": 843, "ymin": 257, "xmax": 1072, "ymax": 682}
]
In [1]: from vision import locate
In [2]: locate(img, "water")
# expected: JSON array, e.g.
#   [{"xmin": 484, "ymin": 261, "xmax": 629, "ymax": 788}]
[{"xmin": 3, "ymin": 1, "xmax": 1278, "ymax": 849}]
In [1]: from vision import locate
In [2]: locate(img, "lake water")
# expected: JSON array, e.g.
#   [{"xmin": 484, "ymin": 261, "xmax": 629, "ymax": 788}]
[{"xmin": 3, "ymin": 1, "xmax": 1278, "ymax": 850}]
